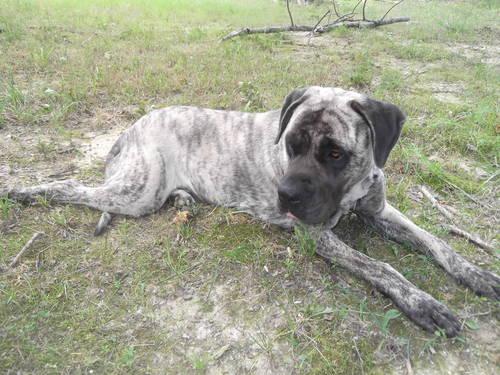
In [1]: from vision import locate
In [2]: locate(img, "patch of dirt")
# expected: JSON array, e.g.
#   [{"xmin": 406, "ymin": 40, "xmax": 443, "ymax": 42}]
[
  {"xmin": 446, "ymin": 43, "xmax": 500, "ymax": 66},
  {"xmin": 287, "ymin": 31, "xmax": 350, "ymax": 48},
  {"xmin": 145, "ymin": 282, "xmax": 295, "ymax": 374},
  {"xmin": 0, "ymin": 106, "xmax": 139, "ymax": 187},
  {"xmin": 76, "ymin": 127, "xmax": 126, "ymax": 167},
  {"xmin": 419, "ymin": 82, "xmax": 466, "ymax": 104},
  {"xmin": 286, "ymin": 32, "xmax": 351, "ymax": 61}
]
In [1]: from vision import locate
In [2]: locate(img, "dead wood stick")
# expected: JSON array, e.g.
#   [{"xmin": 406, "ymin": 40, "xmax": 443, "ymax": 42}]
[
  {"xmin": 418, "ymin": 185, "xmax": 454, "ymax": 221},
  {"xmin": 286, "ymin": 0, "xmax": 295, "ymax": 28},
  {"xmin": 352, "ymin": 0, "xmax": 364, "ymax": 15},
  {"xmin": 419, "ymin": 186, "xmax": 496, "ymax": 255},
  {"xmin": 221, "ymin": 17, "xmax": 409, "ymax": 41},
  {"xmin": 9, "ymin": 232, "xmax": 44, "ymax": 268},
  {"xmin": 311, "ymin": 10, "xmax": 331, "ymax": 34},
  {"xmin": 445, "ymin": 225, "xmax": 496, "ymax": 256},
  {"xmin": 380, "ymin": 0, "xmax": 405, "ymax": 22},
  {"xmin": 362, "ymin": 0, "xmax": 368, "ymax": 20},
  {"xmin": 332, "ymin": 0, "xmax": 341, "ymax": 18}
]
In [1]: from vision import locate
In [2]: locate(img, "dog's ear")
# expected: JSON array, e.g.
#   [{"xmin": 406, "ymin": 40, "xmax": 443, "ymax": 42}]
[
  {"xmin": 349, "ymin": 98, "xmax": 406, "ymax": 168},
  {"xmin": 275, "ymin": 87, "xmax": 310, "ymax": 144}
]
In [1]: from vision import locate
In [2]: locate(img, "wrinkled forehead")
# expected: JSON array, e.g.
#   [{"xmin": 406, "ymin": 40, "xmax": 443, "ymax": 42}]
[{"xmin": 289, "ymin": 87, "xmax": 369, "ymax": 150}]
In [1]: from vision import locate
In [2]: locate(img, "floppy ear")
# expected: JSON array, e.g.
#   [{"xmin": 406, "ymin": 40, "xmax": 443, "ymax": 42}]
[
  {"xmin": 275, "ymin": 87, "xmax": 310, "ymax": 144},
  {"xmin": 349, "ymin": 98, "xmax": 406, "ymax": 168}
]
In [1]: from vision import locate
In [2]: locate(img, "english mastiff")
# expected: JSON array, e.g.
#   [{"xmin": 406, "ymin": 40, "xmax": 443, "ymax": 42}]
[{"xmin": 4, "ymin": 86, "xmax": 498, "ymax": 336}]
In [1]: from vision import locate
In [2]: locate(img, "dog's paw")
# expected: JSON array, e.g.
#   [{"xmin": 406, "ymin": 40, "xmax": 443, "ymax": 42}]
[
  {"xmin": 458, "ymin": 265, "xmax": 500, "ymax": 300},
  {"xmin": 396, "ymin": 293, "xmax": 461, "ymax": 337},
  {"xmin": 172, "ymin": 190, "xmax": 195, "ymax": 210}
]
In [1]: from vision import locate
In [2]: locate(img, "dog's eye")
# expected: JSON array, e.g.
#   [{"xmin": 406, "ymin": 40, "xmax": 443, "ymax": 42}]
[{"xmin": 330, "ymin": 147, "xmax": 343, "ymax": 160}]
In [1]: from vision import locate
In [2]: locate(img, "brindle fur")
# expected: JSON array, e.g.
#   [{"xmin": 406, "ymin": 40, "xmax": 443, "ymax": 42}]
[{"xmin": 2, "ymin": 87, "xmax": 498, "ymax": 337}]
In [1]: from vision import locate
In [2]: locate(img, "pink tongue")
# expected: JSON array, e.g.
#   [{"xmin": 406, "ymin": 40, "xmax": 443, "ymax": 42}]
[{"xmin": 286, "ymin": 212, "xmax": 298, "ymax": 220}]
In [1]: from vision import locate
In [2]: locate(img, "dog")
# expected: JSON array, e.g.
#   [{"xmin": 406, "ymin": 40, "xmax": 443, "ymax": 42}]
[{"xmin": 3, "ymin": 86, "xmax": 498, "ymax": 336}]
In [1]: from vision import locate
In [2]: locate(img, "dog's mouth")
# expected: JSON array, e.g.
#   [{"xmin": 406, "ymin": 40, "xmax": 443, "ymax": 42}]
[{"xmin": 281, "ymin": 203, "xmax": 334, "ymax": 225}]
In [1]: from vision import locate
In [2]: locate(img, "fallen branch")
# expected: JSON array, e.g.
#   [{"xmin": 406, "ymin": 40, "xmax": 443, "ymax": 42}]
[
  {"xmin": 445, "ymin": 225, "xmax": 496, "ymax": 256},
  {"xmin": 221, "ymin": 17, "xmax": 409, "ymax": 41},
  {"xmin": 418, "ymin": 185, "xmax": 454, "ymax": 221},
  {"xmin": 9, "ymin": 232, "xmax": 44, "ymax": 268}
]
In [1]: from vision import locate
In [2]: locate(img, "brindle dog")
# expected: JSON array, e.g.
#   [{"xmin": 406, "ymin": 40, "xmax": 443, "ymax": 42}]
[{"xmin": 3, "ymin": 87, "xmax": 498, "ymax": 336}]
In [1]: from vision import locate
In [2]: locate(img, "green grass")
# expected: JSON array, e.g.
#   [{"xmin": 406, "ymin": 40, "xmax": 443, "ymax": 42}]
[{"xmin": 1, "ymin": 0, "xmax": 499, "ymax": 374}]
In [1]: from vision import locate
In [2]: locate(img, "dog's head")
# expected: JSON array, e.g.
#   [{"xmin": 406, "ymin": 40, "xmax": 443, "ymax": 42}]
[{"xmin": 276, "ymin": 86, "xmax": 406, "ymax": 224}]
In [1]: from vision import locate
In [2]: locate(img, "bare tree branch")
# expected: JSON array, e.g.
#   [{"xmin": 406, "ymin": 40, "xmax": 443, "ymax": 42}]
[
  {"xmin": 286, "ymin": 0, "xmax": 295, "ymax": 28},
  {"xmin": 221, "ymin": 0, "xmax": 410, "ymax": 41},
  {"xmin": 221, "ymin": 17, "xmax": 410, "ymax": 41}
]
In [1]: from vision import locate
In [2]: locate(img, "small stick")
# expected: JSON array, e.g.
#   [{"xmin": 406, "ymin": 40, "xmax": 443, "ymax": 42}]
[
  {"xmin": 446, "ymin": 224, "xmax": 496, "ymax": 256},
  {"xmin": 286, "ymin": 0, "xmax": 295, "ymax": 28},
  {"xmin": 308, "ymin": 9, "xmax": 331, "ymax": 44},
  {"xmin": 419, "ymin": 185, "xmax": 454, "ymax": 221},
  {"xmin": 332, "ymin": 0, "xmax": 341, "ymax": 18},
  {"xmin": 380, "ymin": 0, "xmax": 405, "ymax": 22},
  {"xmin": 9, "ymin": 232, "xmax": 44, "ymax": 268}
]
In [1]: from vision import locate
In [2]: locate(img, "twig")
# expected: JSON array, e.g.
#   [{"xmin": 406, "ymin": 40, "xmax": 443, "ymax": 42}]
[
  {"xmin": 9, "ymin": 232, "xmax": 44, "ymax": 268},
  {"xmin": 418, "ymin": 185, "xmax": 454, "ymax": 221},
  {"xmin": 445, "ymin": 224, "xmax": 496, "ymax": 256},
  {"xmin": 352, "ymin": 338, "xmax": 365, "ymax": 375},
  {"xmin": 380, "ymin": 0, "xmax": 405, "ymax": 22},
  {"xmin": 405, "ymin": 359, "xmax": 414, "ymax": 375},
  {"xmin": 332, "ymin": 0, "xmax": 341, "ymax": 17},
  {"xmin": 307, "ymin": 10, "xmax": 331, "ymax": 45},
  {"xmin": 221, "ymin": 17, "xmax": 410, "ymax": 41},
  {"xmin": 311, "ymin": 10, "xmax": 331, "ymax": 34},
  {"xmin": 322, "ymin": 12, "xmax": 356, "ymax": 28},
  {"xmin": 286, "ymin": 0, "xmax": 295, "ymax": 28},
  {"xmin": 362, "ymin": 0, "xmax": 368, "ymax": 20},
  {"xmin": 352, "ymin": 0, "xmax": 364, "ymax": 15},
  {"xmin": 442, "ymin": 178, "xmax": 492, "ymax": 209}
]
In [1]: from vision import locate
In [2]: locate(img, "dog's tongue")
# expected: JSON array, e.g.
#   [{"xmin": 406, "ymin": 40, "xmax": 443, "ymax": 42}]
[{"xmin": 286, "ymin": 212, "xmax": 298, "ymax": 220}]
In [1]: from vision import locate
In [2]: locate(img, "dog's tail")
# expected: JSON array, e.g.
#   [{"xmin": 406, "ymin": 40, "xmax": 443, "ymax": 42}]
[{"xmin": 94, "ymin": 212, "xmax": 113, "ymax": 236}]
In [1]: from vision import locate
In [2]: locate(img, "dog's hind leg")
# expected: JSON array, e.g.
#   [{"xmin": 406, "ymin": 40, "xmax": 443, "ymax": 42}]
[{"xmin": 4, "ymin": 179, "xmax": 150, "ymax": 216}]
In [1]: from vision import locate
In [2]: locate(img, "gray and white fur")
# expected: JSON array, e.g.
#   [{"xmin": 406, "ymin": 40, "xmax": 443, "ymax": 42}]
[{"xmin": 3, "ymin": 86, "xmax": 498, "ymax": 337}]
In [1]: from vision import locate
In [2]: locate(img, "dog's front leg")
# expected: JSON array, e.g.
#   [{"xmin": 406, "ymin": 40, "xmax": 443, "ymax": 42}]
[
  {"xmin": 359, "ymin": 202, "xmax": 500, "ymax": 300},
  {"xmin": 314, "ymin": 229, "xmax": 461, "ymax": 337}
]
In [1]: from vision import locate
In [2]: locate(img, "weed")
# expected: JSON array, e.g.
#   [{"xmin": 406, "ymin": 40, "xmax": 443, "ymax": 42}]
[
  {"xmin": 376, "ymin": 309, "xmax": 402, "ymax": 335},
  {"xmin": 344, "ymin": 52, "xmax": 373, "ymax": 87},
  {"xmin": 238, "ymin": 81, "xmax": 265, "ymax": 111},
  {"xmin": 0, "ymin": 197, "xmax": 15, "ymax": 220},
  {"xmin": 293, "ymin": 224, "xmax": 316, "ymax": 257}
]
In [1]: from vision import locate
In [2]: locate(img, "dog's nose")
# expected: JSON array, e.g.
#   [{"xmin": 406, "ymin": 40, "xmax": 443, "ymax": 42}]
[
  {"xmin": 278, "ymin": 184, "xmax": 302, "ymax": 206},
  {"xmin": 278, "ymin": 176, "xmax": 312, "ymax": 207}
]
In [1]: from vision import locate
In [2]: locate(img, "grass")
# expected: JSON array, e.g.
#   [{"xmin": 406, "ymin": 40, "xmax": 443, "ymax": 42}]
[{"xmin": 1, "ymin": 0, "xmax": 499, "ymax": 374}]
